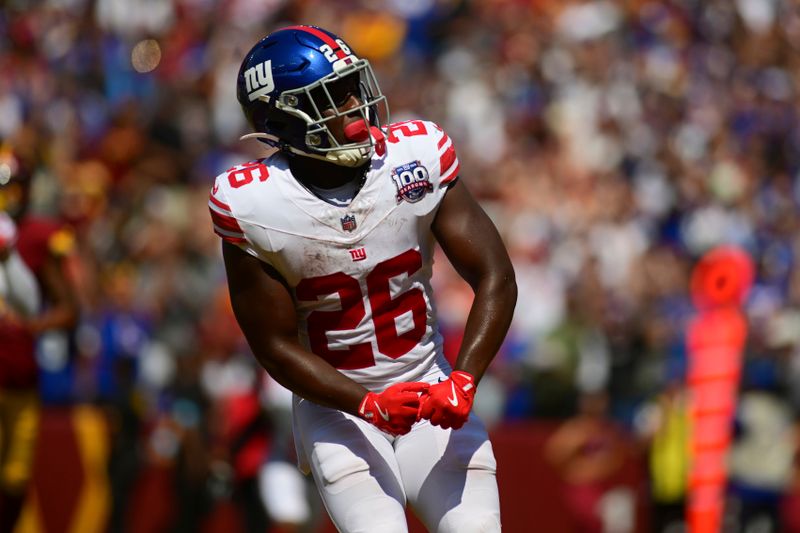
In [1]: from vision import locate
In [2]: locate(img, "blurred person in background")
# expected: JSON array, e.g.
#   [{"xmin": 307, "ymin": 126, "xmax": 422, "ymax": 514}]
[
  {"xmin": 95, "ymin": 262, "xmax": 156, "ymax": 532},
  {"xmin": 212, "ymin": 25, "xmax": 516, "ymax": 532},
  {"xmin": 634, "ymin": 379, "xmax": 690, "ymax": 533},
  {"xmin": 207, "ymin": 380, "xmax": 271, "ymax": 533},
  {"xmin": 0, "ymin": 204, "xmax": 39, "ymax": 533},
  {"xmin": 167, "ymin": 283, "xmax": 272, "ymax": 532},
  {"xmin": 258, "ymin": 374, "xmax": 315, "ymax": 533},
  {"xmin": 0, "ymin": 140, "xmax": 79, "ymax": 531},
  {"xmin": 728, "ymin": 387, "xmax": 795, "ymax": 532},
  {"xmin": 545, "ymin": 390, "xmax": 637, "ymax": 533}
]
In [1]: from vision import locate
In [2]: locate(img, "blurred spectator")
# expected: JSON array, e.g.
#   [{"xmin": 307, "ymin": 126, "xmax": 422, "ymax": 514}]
[
  {"xmin": 258, "ymin": 374, "xmax": 315, "ymax": 533},
  {"xmin": 0, "ymin": 138, "xmax": 79, "ymax": 531},
  {"xmin": 728, "ymin": 390, "xmax": 795, "ymax": 532},
  {"xmin": 634, "ymin": 381, "xmax": 690, "ymax": 533},
  {"xmin": 545, "ymin": 391, "xmax": 637, "ymax": 533}
]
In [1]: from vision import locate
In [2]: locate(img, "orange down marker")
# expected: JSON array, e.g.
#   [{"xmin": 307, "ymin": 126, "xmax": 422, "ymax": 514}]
[{"xmin": 686, "ymin": 246, "xmax": 754, "ymax": 533}]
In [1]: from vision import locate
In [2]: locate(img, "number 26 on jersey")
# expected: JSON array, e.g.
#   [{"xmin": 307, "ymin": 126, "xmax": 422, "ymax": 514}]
[{"xmin": 296, "ymin": 249, "xmax": 427, "ymax": 370}]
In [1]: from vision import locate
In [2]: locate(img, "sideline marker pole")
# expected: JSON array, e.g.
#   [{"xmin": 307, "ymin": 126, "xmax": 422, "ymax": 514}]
[{"xmin": 686, "ymin": 246, "xmax": 753, "ymax": 533}]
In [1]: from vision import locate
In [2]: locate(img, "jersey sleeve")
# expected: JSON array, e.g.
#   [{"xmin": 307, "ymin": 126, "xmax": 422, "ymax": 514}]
[
  {"xmin": 208, "ymin": 161, "xmax": 283, "ymax": 264},
  {"xmin": 385, "ymin": 120, "xmax": 463, "ymax": 218},
  {"xmin": 208, "ymin": 174, "xmax": 260, "ymax": 259},
  {"xmin": 432, "ymin": 123, "xmax": 460, "ymax": 186}
]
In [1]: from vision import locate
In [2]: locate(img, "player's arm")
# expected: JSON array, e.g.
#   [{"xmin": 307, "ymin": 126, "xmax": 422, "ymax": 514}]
[
  {"xmin": 0, "ymin": 213, "xmax": 40, "ymax": 317},
  {"xmin": 26, "ymin": 250, "xmax": 79, "ymax": 334},
  {"xmin": 222, "ymin": 241, "xmax": 427, "ymax": 434},
  {"xmin": 432, "ymin": 179, "xmax": 517, "ymax": 380},
  {"xmin": 420, "ymin": 180, "xmax": 517, "ymax": 429},
  {"xmin": 0, "ymin": 252, "xmax": 40, "ymax": 317}
]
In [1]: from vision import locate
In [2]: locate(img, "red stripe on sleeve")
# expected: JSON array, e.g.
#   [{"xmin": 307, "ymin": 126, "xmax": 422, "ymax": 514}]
[
  {"xmin": 441, "ymin": 163, "xmax": 461, "ymax": 185},
  {"xmin": 209, "ymin": 207, "xmax": 243, "ymax": 233},
  {"xmin": 440, "ymin": 145, "xmax": 457, "ymax": 177},
  {"xmin": 284, "ymin": 25, "xmax": 346, "ymax": 58},
  {"xmin": 213, "ymin": 229, "xmax": 247, "ymax": 244},
  {"xmin": 209, "ymin": 194, "xmax": 232, "ymax": 212},
  {"xmin": 437, "ymin": 133, "xmax": 450, "ymax": 150}
]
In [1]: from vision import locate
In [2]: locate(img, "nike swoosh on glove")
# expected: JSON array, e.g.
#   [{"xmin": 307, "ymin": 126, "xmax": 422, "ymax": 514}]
[
  {"xmin": 358, "ymin": 382, "xmax": 430, "ymax": 436},
  {"xmin": 418, "ymin": 371, "xmax": 476, "ymax": 430}
]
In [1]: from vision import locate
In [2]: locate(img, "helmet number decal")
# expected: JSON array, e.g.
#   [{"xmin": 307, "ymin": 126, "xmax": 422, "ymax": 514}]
[
  {"xmin": 337, "ymin": 39, "xmax": 352, "ymax": 55},
  {"xmin": 319, "ymin": 39, "xmax": 352, "ymax": 63},
  {"xmin": 244, "ymin": 60, "xmax": 275, "ymax": 102}
]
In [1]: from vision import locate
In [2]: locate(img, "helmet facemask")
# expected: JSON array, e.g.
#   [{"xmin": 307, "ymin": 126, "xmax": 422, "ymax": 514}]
[{"xmin": 242, "ymin": 59, "xmax": 390, "ymax": 167}]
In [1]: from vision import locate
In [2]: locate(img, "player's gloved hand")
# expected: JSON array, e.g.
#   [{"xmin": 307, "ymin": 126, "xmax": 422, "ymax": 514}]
[
  {"xmin": 358, "ymin": 382, "xmax": 429, "ymax": 436},
  {"xmin": 0, "ymin": 212, "xmax": 17, "ymax": 262},
  {"xmin": 418, "ymin": 371, "xmax": 476, "ymax": 430}
]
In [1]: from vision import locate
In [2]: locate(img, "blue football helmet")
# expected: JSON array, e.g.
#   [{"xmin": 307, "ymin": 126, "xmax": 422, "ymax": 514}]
[{"xmin": 236, "ymin": 25, "xmax": 390, "ymax": 167}]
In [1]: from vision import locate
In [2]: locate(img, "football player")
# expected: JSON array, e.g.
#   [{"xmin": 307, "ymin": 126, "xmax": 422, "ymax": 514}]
[
  {"xmin": 0, "ymin": 141, "xmax": 79, "ymax": 532},
  {"xmin": 210, "ymin": 25, "xmax": 516, "ymax": 532}
]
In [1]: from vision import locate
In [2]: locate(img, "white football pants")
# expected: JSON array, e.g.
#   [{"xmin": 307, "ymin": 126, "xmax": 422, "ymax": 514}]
[{"xmin": 292, "ymin": 396, "xmax": 501, "ymax": 533}]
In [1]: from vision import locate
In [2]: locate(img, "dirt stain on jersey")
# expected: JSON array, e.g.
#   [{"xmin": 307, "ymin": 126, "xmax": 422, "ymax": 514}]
[{"xmin": 301, "ymin": 246, "xmax": 336, "ymax": 278}]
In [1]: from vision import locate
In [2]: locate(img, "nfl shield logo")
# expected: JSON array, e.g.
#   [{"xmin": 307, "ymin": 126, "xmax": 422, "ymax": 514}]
[{"xmin": 340, "ymin": 214, "xmax": 357, "ymax": 232}]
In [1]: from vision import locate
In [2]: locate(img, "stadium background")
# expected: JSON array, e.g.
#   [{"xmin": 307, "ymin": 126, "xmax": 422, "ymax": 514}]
[{"xmin": 2, "ymin": 0, "xmax": 800, "ymax": 531}]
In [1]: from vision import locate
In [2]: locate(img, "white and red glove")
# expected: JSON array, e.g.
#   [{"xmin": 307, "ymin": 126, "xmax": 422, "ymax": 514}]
[
  {"xmin": 418, "ymin": 371, "xmax": 476, "ymax": 430},
  {"xmin": 358, "ymin": 382, "xmax": 429, "ymax": 436}
]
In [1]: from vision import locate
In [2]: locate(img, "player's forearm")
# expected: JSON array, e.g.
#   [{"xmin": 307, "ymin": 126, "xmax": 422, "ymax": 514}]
[
  {"xmin": 453, "ymin": 269, "xmax": 517, "ymax": 382},
  {"xmin": 0, "ymin": 251, "xmax": 40, "ymax": 317},
  {"xmin": 253, "ymin": 338, "xmax": 369, "ymax": 415},
  {"xmin": 27, "ymin": 256, "xmax": 79, "ymax": 332},
  {"xmin": 26, "ymin": 305, "xmax": 79, "ymax": 334}
]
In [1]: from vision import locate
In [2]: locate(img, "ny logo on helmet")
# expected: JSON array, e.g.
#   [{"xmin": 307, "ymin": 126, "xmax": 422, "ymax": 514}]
[{"xmin": 244, "ymin": 60, "xmax": 275, "ymax": 102}]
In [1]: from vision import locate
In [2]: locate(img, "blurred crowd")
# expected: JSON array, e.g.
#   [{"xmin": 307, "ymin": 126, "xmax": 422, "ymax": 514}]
[{"xmin": 3, "ymin": 0, "xmax": 800, "ymax": 531}]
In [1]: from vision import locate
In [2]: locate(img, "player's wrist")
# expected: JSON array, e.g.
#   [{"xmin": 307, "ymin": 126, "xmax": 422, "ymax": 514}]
[
  {"xmin": 450, "ymin": 371, "xmax": 476, "ymax": 399},
  {"xmin": 451, "ymin": 370, "xmax": 475, "ymax": 382},
  {"xmin": 418, "ymin": 372, "xmax": 475, "ymax": 430}
]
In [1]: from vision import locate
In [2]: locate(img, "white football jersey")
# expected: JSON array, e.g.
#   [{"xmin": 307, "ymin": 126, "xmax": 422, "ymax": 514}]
[{"xmin": 209, "ymin": 120, "xmax": 460, "ymax": 390}]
